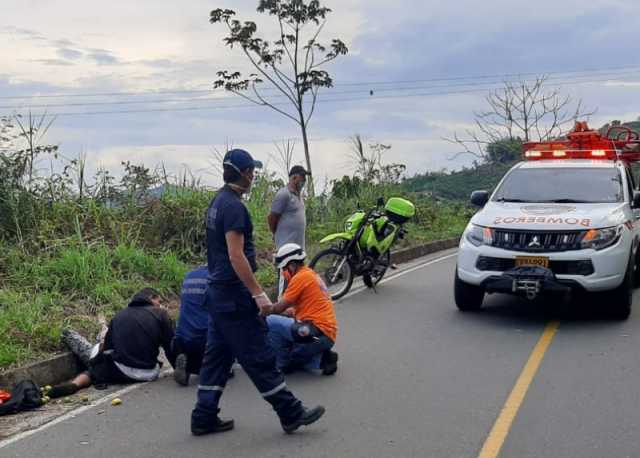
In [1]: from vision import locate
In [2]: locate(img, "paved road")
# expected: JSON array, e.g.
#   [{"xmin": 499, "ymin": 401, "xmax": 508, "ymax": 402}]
[{"xmin": 3, "ymin": 249, "xmax": 640, "ymax": 458}]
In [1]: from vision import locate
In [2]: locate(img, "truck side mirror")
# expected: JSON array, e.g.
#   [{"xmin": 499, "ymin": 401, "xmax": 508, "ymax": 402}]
[
  {"xmin": 633, "ymin": 191, "xmax": 640, "ymax": 208},
  {"xmin": 470, "ymin": 190, "xmax": 490, "ymax": 207}
]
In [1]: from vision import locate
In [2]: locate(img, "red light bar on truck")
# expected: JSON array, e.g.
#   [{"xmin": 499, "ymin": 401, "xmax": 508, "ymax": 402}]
[
  {"xmin": 523, "ymin": 122, "xmax": 640, "ymax": 163},
  {"xmin": 524, "ymin": 149, "xmax": 616, "ymax": 160}
]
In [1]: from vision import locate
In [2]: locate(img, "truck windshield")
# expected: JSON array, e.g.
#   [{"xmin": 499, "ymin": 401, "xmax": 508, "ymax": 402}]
[{"xmin": 492, "ymin": 167, "xmax": 623, "ymax": 204}]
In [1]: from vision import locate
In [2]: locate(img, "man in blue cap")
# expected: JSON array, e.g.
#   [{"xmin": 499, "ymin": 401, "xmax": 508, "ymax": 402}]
[{"xmin": 191, "ymin": 149, "xmax": 325, "ymax": 436}]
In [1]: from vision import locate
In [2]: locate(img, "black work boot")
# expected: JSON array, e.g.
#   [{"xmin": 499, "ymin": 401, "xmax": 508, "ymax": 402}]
[
  {"xmin": 281, "ymin": 405, "xmax": 325, "ymax": 434},
  {"xmin": 191, "ymin": 412, "xmax": 235, "ymax": 436},
  {"xmin": 320, "ymin": 351, "xmax": 339, "ymax": 376},
  {"xmin": 174, "ymin": 353, "xmax": 190, "ymax": 387}
]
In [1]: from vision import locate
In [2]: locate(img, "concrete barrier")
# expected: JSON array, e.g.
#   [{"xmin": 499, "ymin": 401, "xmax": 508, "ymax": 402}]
[
  {"xmin": 0, "ymin": 237, "xmax": 460, "ymax": 390},
  {"xmin": 391, "ymin": 237, "xmax": 460, "ymax": 265},
  {"xmin": 0, "ymin": 353, "xmax": 81, "ymax": 390}
]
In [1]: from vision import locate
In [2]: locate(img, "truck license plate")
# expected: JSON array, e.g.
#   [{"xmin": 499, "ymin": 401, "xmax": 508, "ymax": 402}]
[{"xmin": 515, "ymin": 256, "xmax": 549, "ymax": 268}]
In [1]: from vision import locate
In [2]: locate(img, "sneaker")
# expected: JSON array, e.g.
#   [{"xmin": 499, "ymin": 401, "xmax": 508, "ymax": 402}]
[
  {"xmin": 320, "ymin": 351, "xmax": 338, "ymax": 376},
  {"xmin": 281, "ymin": 405, "xmax": 326, "ymax": 434},
  {"xmin": 174, "ymin": 353, "xmax": 190, "ymax": 386},
  {"xmin": 191, "ymin": 416, "xmax": 235, "ymax": 436}
]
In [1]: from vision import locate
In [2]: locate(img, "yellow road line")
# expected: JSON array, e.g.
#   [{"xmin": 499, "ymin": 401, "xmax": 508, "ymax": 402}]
[{"xmin": 478, "ymin": 321, "xmax": 560, "ymax": 458}]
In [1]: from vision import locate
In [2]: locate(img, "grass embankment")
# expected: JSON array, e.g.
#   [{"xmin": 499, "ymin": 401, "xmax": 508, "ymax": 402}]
[{"xmin": 0, "ymin": 180, "xmax": 471, "ymax": 370}]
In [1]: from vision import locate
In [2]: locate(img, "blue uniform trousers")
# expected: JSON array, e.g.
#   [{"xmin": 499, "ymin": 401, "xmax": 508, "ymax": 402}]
[{"xmin": 192, "ymin": 307, "xmax": 303, "ymax": 425}]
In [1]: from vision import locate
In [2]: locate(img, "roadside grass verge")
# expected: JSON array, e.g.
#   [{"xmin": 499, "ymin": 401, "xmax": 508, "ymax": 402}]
[{"xmin": 0, "ymin": 183, "xmax": 471, "ymax": 370}]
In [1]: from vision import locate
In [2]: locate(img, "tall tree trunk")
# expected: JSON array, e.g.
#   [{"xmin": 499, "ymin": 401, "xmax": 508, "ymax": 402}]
[{"xmin": 300, "ymin": 121, "xmax": 315, "ymax": 197}]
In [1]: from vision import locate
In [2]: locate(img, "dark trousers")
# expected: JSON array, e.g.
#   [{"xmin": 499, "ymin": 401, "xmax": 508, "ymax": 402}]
[
  {"xmin": 172, "ymin": 336, "xmax": 206, "ymax": 375},
  {"xmin": 192, "ymin": 308, "xmax": 303, "ymax": 425},
  {"xmin": 88, "ymin": 352, "xmax": 137, "ymax": 385}
]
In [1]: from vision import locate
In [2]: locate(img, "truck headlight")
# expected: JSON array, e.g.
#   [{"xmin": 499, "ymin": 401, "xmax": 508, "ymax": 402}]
[
  {"xmin": 465, "ymin": 224, "xmax": 494, "ymax": 247},
  {"xmin": 580, "ymin": 226, "xmax": 623, "ymax": 250}
]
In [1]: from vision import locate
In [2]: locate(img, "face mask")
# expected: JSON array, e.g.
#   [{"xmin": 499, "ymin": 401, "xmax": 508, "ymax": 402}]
[
  {"xmin": 296, "ymin": 179, "xmax": 306, "ymax": 192},
  {"xmin": 228, "ymin": 169, "xmax": 254, "ymax": 194},
  {"xmin": 242, "ymin": 171, "xmax": 254, "ymax": 192}
]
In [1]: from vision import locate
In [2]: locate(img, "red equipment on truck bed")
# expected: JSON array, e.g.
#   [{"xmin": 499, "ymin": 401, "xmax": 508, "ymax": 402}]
[{"xmin": 523, "ymin": 122, "xmax": 640, "ymax": 162}]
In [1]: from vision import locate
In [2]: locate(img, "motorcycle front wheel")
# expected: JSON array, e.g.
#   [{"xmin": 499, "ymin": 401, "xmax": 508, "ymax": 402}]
[{"xmin": 309, "ymin": 248, "xmax": 354, "ymax": 300}]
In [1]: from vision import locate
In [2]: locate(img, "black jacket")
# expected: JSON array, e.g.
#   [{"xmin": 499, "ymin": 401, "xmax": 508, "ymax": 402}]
[{"xmin": 103, "ymin": 293, "xmax": 176, "ymax": 370}]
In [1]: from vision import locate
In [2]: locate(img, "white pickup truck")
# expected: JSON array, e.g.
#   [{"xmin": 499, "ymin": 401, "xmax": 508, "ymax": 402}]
[{"xmin": 455, "ymin": 123, "xmax": 640, "ymax": 319}]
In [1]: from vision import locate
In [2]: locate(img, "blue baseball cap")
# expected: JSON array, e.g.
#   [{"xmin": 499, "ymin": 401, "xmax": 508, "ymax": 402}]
[{"xmin": 223, "ymin": 149, "xmax": 263, "ymax": 172}]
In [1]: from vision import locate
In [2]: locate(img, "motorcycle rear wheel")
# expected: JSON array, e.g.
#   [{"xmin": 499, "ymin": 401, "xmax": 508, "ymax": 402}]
[{"xmin": 309, "ymin": 248, "xmax": 354, "ymax": 300}]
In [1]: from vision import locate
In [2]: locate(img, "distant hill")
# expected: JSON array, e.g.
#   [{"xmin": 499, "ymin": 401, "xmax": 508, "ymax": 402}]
[
  {"xmin": 402, "ymin": 162, "xmax": 513, "ymax": 201},
  {"xmin": 404, "ymin": 118, "xmax": 640, "ymax": 201}
]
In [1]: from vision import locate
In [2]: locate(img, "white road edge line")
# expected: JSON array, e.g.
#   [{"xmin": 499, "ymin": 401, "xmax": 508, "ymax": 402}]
[
  {"xmin": 0, "ymin": 370, "xmax": 170, "ymax": 450},
  {"xmin": 0, "ymin": 250, "xmax": 458, "ymax": 449},
  {"xmin": 338, "ymin": 251, "xmax": 458, "ymax": 302}
]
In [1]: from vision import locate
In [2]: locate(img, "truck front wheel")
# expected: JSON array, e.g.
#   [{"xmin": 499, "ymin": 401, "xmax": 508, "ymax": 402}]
[
  {"xmin": 454, "ymin": 269, "xmax": 485, "ymax": 311},
  {"xmin": 610, "ymin": 257, "xmax": 633, "ymax": 320}
]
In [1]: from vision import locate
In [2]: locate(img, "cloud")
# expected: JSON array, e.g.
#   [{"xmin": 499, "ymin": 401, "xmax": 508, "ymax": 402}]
[
  {"xmin": 1, "ymin": 0, "xmax": 639, "ymax": 184},
  {"xmin": 52, "ymin": 38, "xmax": 77, "ymax": 48},
  {"xmin": 56, "ymin": 48, "xmax": 84, "ymax": 60},
  {"xmin": 30, "ymin": 59, "xmax": 75, "ymax": 67},
  {"xmin": 86, "ymin": 48, "xmax": 120, "ymax": 65},
  {"xmin": 1, "ymin": 26, "xmax": 46, "ymax": 41}
]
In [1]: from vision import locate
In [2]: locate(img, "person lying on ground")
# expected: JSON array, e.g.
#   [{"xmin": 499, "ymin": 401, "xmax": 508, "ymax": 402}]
[
  {"xmin": 48, "ymin": 288, "xmax": 176, "ymax": 398},
  {"xmin": 260, "ymin": 243, "xmax": 339, "ymax": 376}
]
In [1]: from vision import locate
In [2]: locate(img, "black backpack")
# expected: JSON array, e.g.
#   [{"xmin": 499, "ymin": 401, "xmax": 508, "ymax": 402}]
[{"xmin": 0, "ymin": 380, "xmax": 43, "ymax": 416}]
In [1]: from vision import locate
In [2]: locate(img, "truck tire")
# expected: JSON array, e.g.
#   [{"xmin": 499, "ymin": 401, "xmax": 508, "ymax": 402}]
[
  {"xmin": 454, "ymin": 268, "xmax": 485, "ymax": 311},
  {"xmin": 633, "ymin": 245, "xmax": 640, "ymax": 288},
  {"xmin": 610, "ymin": 257, "xmax": 633, "ymax": 320}
]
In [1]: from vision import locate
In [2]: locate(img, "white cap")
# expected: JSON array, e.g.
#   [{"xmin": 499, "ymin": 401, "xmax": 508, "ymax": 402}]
[{"xmin": 275, "ymin": 243, "xmax": 306, "ymax": 269}]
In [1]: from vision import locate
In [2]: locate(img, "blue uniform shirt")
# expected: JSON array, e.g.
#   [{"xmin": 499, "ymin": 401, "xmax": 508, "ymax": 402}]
[
  {"xmin": 175, "ymin": 267, "xmax": 209, "ymax": 344},
  {"xmin": 206, "ymin": 186, "xmax": 257, "ymax": 288}
]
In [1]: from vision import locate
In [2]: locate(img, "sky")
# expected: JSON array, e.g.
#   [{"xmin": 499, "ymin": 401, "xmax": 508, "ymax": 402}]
[{"xmin": 1, "ymin": 0, "xmax": 639, "ymax": 188}]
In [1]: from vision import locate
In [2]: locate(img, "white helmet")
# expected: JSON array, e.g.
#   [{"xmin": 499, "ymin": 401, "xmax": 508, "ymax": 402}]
[{"xmin": 275, "ymin": 243, "xmax": 306, "ymax": 269}]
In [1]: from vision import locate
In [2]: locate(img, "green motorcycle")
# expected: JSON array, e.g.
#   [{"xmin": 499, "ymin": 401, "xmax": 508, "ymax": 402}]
[{"xmin": 310, "ymin": 197, "xmax": 416, "ymax": 300}]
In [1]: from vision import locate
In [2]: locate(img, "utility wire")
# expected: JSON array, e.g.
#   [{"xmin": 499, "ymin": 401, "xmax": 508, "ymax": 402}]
[
  {"xmin": 3, "ymin": 70, "xmax": 640, "ymax": 111},
  {"xmin": 1, "ymin": 64, "xmax": 639, "ymax": 100},
  {"xmin": 10, "ymin": 74, "xmax": 639, "ymax": 118}
]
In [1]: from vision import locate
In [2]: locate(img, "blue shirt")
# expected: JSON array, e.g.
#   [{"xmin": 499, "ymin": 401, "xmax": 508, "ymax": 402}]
[
  {"xmin": 205, "ymin": 186, "xmax": 257, "ymax": 288},
  {"xmin": 175, "ymin": 267, "xmax": 209, "ymax": 343}
]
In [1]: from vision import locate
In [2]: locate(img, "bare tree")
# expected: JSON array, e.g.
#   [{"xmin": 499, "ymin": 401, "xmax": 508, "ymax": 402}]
[
  {"xmin": 350, "ymin": 134, "xmax": 382, "ymax": 183},
  {"xmin": 203, "ymin": 140, "xmax": 235, "ymax": 179},
  {"xmin": 349, "ymin": 135, "xmax": 405, "ymax": 185},
  {"xmin": 447, "ymin": 76, "xmax": 595, "ymax": 163},
  {"xmin": 209, "ymin": 1, "xmax": 349, "ymax": 196},
  {"xmin": 12, "ymin": 112, "xmax": 58, "ymax": 189},
  {"xmin": 271, "ymin": 138, "xmax": 297, "ymax": 180}
]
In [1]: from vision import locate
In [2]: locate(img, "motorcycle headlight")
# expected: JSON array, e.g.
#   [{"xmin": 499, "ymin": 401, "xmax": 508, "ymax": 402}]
[
  {"xmin": 580, "ymin": 226, "xmax": 623, "ymax": 250},
  {"xmin": 465, "ymin": 224, "xmax": 494, "ymax": 247},
  {"xmin": 345, "ymin": 221, "xmax": 353, "ymax": 231}
]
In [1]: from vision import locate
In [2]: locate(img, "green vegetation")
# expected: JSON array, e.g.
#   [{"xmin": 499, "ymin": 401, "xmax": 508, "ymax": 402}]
[
  {"xmin": 0, "ymin": 130, "xmax": 472, "ymax": 368},
  {"xmin": 402, "ymin": 162, "xmax": 514, "ymax": 201}
]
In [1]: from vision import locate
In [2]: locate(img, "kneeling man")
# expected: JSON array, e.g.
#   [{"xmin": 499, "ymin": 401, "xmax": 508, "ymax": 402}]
[{"xmin": 260, "ymin": 243, "xmax": 338, "ymax": 375}]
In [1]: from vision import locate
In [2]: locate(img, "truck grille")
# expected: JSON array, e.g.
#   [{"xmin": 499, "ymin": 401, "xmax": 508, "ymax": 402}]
[
  {"xmin": 476, "ymin": 256, "xmax": 594, "ymax": 276},
  {"xmin": 491, "ymin": 230, "xmax": 583, "ymax": 253}
]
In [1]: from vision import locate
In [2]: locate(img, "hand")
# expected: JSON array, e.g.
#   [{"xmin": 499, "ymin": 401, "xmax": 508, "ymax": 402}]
[
  {"xmin": 283, "ymin": 307, "xmax": 295, "ymax": 317},
  {"xmin": 253, "ymin": 292, "xmax": 273, "ymax": 316},
  {"xmin": 259, "ymin": 304, "xmax": 274, "ymax": 317}
]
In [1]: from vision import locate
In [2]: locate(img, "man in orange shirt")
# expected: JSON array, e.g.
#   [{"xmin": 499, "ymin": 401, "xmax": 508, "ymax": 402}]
[{"xmin": 260, "ymin": 243, "xmax": 338, "ymax": 375}]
